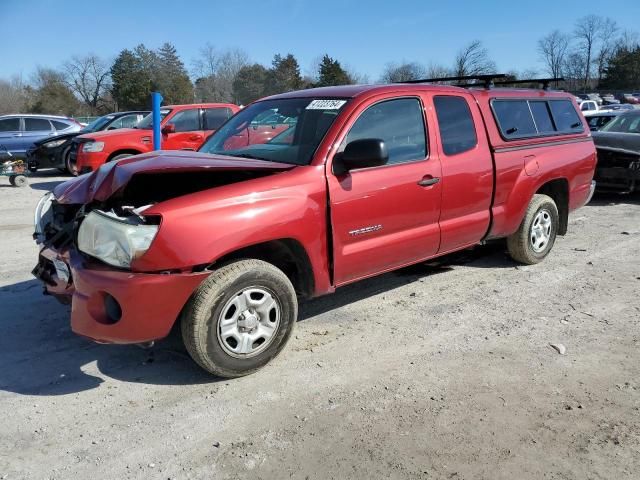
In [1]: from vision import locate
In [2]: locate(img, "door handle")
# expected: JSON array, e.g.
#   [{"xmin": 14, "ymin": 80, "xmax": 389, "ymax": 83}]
[
  {"xmin": 189, "ymin": 135, "xmax": 203, "ymax": 141},
  {"xmin": 418, "ymin": 176, "xmax": 440, "ymax": 187}
]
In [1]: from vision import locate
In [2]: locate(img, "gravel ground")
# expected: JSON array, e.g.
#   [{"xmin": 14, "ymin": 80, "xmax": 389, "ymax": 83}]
[{"xmin": 1, "ymin": 171, "xmax": 639, "ymax": 480}]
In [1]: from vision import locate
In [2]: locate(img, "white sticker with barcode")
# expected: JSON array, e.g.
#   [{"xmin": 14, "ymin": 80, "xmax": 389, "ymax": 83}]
[{"xmin": 306, "ymin": 99, "xmax": 347, "ymax": 110}]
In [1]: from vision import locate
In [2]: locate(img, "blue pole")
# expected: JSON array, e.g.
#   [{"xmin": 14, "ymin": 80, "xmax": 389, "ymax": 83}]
[{"xmin": 151, "ymin": 92, "xmax": 163, "ymax": 151}]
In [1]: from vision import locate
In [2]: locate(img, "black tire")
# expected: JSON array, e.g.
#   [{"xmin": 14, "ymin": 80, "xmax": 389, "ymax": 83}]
[
  {"xmin": 62, "ymin": 147, "xmax": 77, "ymax": 176},
  {"xmin": 181, "ymin": 259, "xmax": 297, "ymax": 378},
  {"xmin": 507, "ymin": 194, "xmax": 559, "ymax": 265},
  {"xmin": 12, "ymin": 175, "xmax": 28, "ymax": 188},
  {"xmin": 8, "ymin": 176, "xmax": 15, "ymax": 186}
]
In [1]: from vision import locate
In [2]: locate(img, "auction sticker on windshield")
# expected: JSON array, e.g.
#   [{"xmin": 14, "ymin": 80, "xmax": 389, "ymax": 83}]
[{"xmin": 306, "ymin": 100, "xmax": 347, "ymax": 110}]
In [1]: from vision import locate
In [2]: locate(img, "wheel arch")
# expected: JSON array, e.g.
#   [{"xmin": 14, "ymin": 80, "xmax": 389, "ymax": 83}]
[
  {"xmin": 535, "ymin": 178, "xmax": 569, "ymax": 235},
  {"xmin": 210, "ymin": 238, "xmax": 315, "ymax": 299},
  {"xmin": 107, "ymin": 149, "xmax": 142, "ymax": 162}
]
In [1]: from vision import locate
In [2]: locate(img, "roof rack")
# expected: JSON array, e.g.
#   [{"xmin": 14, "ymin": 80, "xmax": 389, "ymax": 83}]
[
  {"xmin": 493, "ymin": 77, "xmax": 565, "ymax": 91},
  {"xmin": 398, "ymin": 74, "xmax": 564, "ymax": 90},
  {"xmin": 400, "ymin": 74, "xmax": 508, "ymax": 89}
]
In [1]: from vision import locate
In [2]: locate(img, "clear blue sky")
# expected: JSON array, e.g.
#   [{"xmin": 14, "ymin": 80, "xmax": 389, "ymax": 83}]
[{"xmin": 2, "ymin": 0, "xmax": 639, "ymax": 81}]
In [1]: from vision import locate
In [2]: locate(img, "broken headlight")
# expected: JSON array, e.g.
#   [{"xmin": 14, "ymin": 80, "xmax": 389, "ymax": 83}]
[{"xmin": 77, "ymin": 210, "xmax": 159, "ymax": 268}]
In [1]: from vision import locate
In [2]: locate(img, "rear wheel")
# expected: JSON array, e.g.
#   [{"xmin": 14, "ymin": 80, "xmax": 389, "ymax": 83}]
[
  {"xmin": 507, "ymin": 194, "xmax": 559, "ymax": 264},
  {"xmin": 181, "ymin": 259, "xmax": 297, "ymax": 378}
]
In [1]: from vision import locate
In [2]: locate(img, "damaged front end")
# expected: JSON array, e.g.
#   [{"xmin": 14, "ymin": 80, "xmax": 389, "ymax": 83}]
[
  {"xmin": 595, "ymin": 147, "xmax": 640, "ymax": 193},
  {"xmin": 31, "ymin": 150, "xmax": 294, "ymax": 344}
]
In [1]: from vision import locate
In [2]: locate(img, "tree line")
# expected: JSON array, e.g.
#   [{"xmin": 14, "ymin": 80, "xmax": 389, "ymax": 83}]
[{"xmin": 1, "ymin": 14, "xmax": 638, "ymax": 117}]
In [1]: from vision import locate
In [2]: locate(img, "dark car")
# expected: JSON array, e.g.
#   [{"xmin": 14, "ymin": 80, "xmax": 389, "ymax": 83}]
[
  {"xmin": 27, "ymin": 111, "xmax": 148, "ymax": 175},
  {"xmin": 585, "ymin": 111, "xmax": 621, "ymax": 131},
  {"xmin": 592, "ymin": 110, "xmax": 640, "ymax": 193}
]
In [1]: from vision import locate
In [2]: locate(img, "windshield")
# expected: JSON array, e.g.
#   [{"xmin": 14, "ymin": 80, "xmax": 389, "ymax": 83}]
[
  {"xmin": 198, "ymin": 98, "xmax": 348, "ymax": 165},
  {"xmin": 81, "ymin": 115, "xmax": 114, "ymax": 133},
  {"xmin": 600, "ymin": 114, "xmax": 640, "ymax": 134},
  {"xmin": 136, "ymin": 109, "xmax": 171, "ymax": 129}
]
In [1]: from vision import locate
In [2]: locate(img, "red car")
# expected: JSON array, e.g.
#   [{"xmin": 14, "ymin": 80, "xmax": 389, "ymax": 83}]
[
  {"xmin": 72, "ymin": 103, "xmax": 240, "ymax": 174},
  {"xmin": 34, "ymin": 81, "xmax": 596, "ymax": 378}
]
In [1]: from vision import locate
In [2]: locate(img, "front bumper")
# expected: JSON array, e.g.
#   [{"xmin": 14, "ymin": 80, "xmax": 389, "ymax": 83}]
[
  {"xmin": 34, "ymin": 247, "xmax": 210, "ymax": 344},
  {"xmin": 75, "ymin": 150, "xmax": 108, "ymax": 174},
  {"xmin": 27, "ymin": 147, "xmax": 62, "ymax": 170}
]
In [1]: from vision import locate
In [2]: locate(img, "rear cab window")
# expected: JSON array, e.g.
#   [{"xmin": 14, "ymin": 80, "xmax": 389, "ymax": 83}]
[
  {"xmin": 433, "ymin": 96, "xmax": 477, "ymax": 155},
  {"xmin": 491, "ymin": 98, "xmax": 583, "ymax": 140}
]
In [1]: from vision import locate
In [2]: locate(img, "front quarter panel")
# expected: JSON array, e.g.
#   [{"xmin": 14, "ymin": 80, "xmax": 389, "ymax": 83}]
[{"xmin": 133, "ymin": 165, "xmax": 332, "ymax": 294}]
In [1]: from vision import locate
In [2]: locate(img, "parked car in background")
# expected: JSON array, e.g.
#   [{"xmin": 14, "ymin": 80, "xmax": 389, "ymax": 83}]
[
  {"xmin": 601, "ymin": 94, "xmax": 620, "ymax": 105},
  {"xmin": 27, "ymin": 111, "xmax": 149, "ymax": 175},
  {"xmin": 619, "ymin": 93, "xmax": 640, "ymax": 105},
  {"xmin": 33, "ymin": 82, "xmax": 596, "ymax": 377},
  {"xmin": 592, "ymin": 110, "xmax": 640, "ymax": 193},
  {"xmin": 72, "ymin": 103, "xmax": 239, "ymax": 174},
  {"xmin": 584, "ymin": 111, "xmax": 621, "ymax": 131},
  {"xmin": 0, "ymin": 115, "xmax": 81, "ymax": 158},
  {"xmin": 579, "ymin": 100, "xmax": 600, "ymax": 113},
  {"xmin": 577, "ymin": 93, "xmax": 603, "ymax": 106}
]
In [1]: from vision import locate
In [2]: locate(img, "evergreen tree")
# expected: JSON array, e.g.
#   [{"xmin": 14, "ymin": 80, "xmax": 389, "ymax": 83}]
[
  {"xmin": 156, "ymin": 42, "xmax": 194, "ymax": 104},
  {"xmin": 232, "ymin": 64, "xmax": 269, "ymax": 105},
  {"xmin": 600, "ymin": 45, "xmax": 640, "ymax": 90},
  {"xmin": 110, "ymin": 48, "xmax": 152, "ymax": 109},
  {"xmin": 267, "ymin": 54, "xmax": 303, "ymax": 94},
  {"xmin": 317, "ymin": 54, "xmax": 352, "ymax": 86}
]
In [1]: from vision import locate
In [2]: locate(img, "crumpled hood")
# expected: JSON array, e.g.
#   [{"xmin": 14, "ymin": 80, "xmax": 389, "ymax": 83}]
[
  {"xmin": 33, "ymin": 131, "xmax": 78, "ymax": 147},
  {"xmin": 53, "ymin": 150, "xmax": 295, "ymax": 204},
  {"xmin": 592, "ymin": 131, "xmax": 640, "ymax": 156}
]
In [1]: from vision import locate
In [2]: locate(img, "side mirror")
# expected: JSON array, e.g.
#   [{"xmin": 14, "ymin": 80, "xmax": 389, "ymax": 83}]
[
  {"xmin": 334, "ymin": 138, "xmax": 388, "ymax": 175},
  {"xmin": 162, "ymin": 124, "xmax": 176, "ymax": 135}
]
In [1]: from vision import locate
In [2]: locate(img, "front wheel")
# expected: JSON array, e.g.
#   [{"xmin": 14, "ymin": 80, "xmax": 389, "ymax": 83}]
[
  {"xmin": 181, "ymin": 259, "xmax": 298, "ymax": 378},
  {"xmin": 507, "ymin": 194, "xmax": 559, "ymax": 265}
]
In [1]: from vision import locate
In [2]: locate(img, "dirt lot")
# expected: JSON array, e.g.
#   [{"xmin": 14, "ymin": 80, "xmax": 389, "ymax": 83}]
[{"xmin": 0, "ymin": 171, "xmax": 639, "ymax": 480}]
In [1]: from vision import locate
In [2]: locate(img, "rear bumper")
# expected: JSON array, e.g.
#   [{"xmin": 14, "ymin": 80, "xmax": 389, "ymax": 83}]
[{"xmin": 34, "ymin": 247, "xmax": 210, "ymax": 344}]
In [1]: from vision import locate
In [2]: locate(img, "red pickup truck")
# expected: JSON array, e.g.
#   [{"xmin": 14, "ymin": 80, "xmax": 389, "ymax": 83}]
[
  {"xmin": 33, "ymin": 81, "xmax": 596, "ymax": 377},
  {"xmin": 71, "ymin": 103, "xmax": 239, "ymax": 174}
]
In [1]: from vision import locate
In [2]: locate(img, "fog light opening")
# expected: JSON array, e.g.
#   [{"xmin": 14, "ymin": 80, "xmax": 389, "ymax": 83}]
[{"xmin": 104, "ymin": 294, "xmax": 122, "ymax": 324}]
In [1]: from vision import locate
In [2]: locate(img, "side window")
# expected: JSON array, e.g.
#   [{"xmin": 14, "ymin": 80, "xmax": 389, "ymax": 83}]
[
  {"xmin": 433, "ymin": 96, "xmax": 477, "ymax": 155},
  {"xmin": 549, "ymin": 100, "xmax": 584, "ymax": 133},
  {"xmin": 492, "ymin": 100, "xmax": 537, "ymax": 138},
  {"xmin": 529, "ymin": 101, "xmax": 556, "ymax": 134},
  {"xmin": 168, "ymin": 109, "xmax": 200, "ymax": 132},
  {"xmin": 344, "ymin": 98, "xmax": 426, "ymax": 165},
  {"xmin": 0, "ymin": 118, "xmax": 20, "ymax": 132},
  {"xmin": 110, "ymin": 115, "xmax": 139, "ymax": 130},
  {"xmin": 51, "ymin": 120, "xmax": 71, "ymax": 131},
  {"xmin": 24, "ymin": 118, "xmax": 53, "ymax": 132},
  {"xmin": 204, "ymin": 108, "xmax": 232, "ymax": 130}
]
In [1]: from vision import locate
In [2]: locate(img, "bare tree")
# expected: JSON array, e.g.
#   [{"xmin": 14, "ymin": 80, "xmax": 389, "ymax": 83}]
[
  {"xmin": 379, "ymin": 62, "xmax": 426, "ymax": 83},
  {"xmin": 453, "ymin": 40, "xmax": 496, "ymax": 77},
  {"xmin": 619, "ymin": 30, "xmax": 640, "ymax": 50},
  {"xmin": 0, "ymin": 75, "xmax": 27, "ymax": 114},
  {"xmin": 538, "ymin": 30, "xmax": 570, "ymax": 82},
  {"xmin": 425, "ymin": 62, "xmax": 450, "ymax": 79},
  {"xmin": 563, "ymin": 52, "xmax": 587, "ymax": 91},
  {"xmin": 595, "ymin": 18, "xmax": 619, "ymax": 83},
  {"xmin": 193, "ymin": 44, "xmax": 249, "ymax": 103},
  {"xmin": 573, "ymin": 15, "xmax": 606, "ymax": 90},
  {"xmin": 62, "ymin": 54, "xmax": 111, "ymax": 113}
]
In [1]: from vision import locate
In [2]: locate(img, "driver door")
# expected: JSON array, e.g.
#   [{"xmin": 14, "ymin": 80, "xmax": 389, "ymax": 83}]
[
  {"xmin": 327, "ymin": 96, "xmax": 442, "ymax": 285},
  {"xmin": 162, "ymin": 108, "xmax": 204, "ymax": 150}
]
